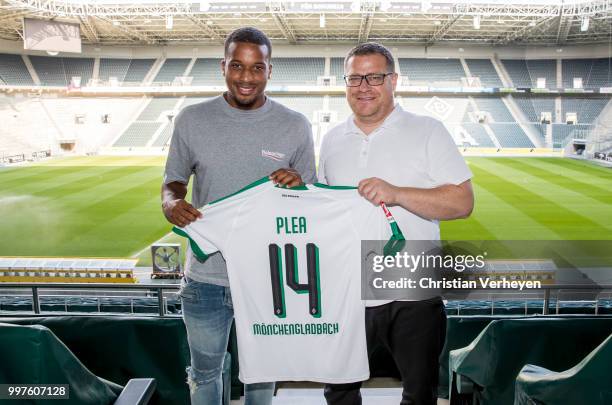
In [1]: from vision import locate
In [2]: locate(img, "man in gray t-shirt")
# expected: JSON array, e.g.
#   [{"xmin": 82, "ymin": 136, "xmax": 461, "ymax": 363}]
[{"xmin": 162, "ymin": 27, "xmax": 315, "ymax": 405}]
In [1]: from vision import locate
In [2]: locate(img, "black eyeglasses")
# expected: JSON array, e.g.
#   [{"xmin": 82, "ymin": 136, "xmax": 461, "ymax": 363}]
[{"xmin": 343, "ymin": 73, "xmax": 394, "ymax": 87}]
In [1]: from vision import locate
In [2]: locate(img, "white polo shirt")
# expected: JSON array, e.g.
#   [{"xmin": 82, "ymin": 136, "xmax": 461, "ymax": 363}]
[{"xmin": 318, "ymin": 104, "xmax": 472, "ymax": 304}]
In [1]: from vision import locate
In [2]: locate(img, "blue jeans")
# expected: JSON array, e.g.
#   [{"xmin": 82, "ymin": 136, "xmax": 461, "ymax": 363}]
[{"xmin": 179, "ymin": 277, "xmax": 275, "ymax": 405}]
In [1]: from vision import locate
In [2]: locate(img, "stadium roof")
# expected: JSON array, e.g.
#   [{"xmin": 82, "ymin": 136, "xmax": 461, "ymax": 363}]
[{"xmin": 0, "ymin": 0, "xmax": 610, "ymax": 46}]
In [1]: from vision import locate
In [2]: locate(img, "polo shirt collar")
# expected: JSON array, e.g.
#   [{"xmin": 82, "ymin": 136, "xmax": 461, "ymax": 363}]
[{"xmin": 345, "ymin": 103, "xmax": 403, "ymax": 136}]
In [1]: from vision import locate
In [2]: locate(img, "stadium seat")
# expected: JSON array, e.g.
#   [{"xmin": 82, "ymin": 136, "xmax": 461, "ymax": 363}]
[
  {"xmin": 501, "ymin": 59, "xmax": 556, "ymax": 88},
  {"xmin": 0, "ymin": 316, "xmax": 190, "ymax": 405},
  {"xmin": 189, "ymin": 58, "xmax": 225, "ymax": 85},
  {"xmin": 562, "ymin": 58, "xmax": 612, "ymax": 89},
  {"xmin": 0, "ymin": 322, "xmax": 156, "ymax": 405},
  {"xmin": 0, "ymin": 53, "xmax": 35, "ymax": 85},
  {"xmin": 153, "ymin": 58, "xmax": 191, "ymax": 83},
  {"xmin": 398, "ymin": 58, "xmax": 466, "ymax": 86},
  {"xmin": 465, "ymin": 59, "xmax": 503, "ymax": 87},
  {"xmin": 448, "ymin": 317, "xmax": 612, "ymax": 404},
  {"xmin": 269, "ymin": 57, "xmax": 324, "ymax": 85},
  {"xmin": 514, "ymin": 334, "xmax": 612, "ymax": 405}
]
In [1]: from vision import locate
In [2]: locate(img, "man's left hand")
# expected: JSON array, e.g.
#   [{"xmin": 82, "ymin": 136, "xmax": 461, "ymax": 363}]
[
  {"xmin": 358, "ymin": 177, "xmax": 399, "ymax": 206},
  {"xmin": 269, "ymin": 168, "xmax": 303, "ymax": 188}
]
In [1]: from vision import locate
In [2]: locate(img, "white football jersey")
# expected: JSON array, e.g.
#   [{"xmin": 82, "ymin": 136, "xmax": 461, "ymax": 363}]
[{"xmin": 174, "ymin": 177, "xmax": 404, "ymax": 383}]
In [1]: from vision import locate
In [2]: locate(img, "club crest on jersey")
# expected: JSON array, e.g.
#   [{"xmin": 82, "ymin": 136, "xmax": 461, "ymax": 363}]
[{"xmin": 262, "ymin": 150, "xmax": 285, "ymax": 162}]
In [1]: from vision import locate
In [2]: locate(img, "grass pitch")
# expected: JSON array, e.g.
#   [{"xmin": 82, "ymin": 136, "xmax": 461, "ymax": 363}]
[{"xmin": 1, "ymin": 156, "xmax": 611, "ymax": 265}]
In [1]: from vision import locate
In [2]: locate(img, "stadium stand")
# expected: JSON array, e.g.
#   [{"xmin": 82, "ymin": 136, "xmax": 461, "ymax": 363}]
[
  {"xmin": 29, "ymin": 56, "xmax": 94, "ymax": 87},
  {"xmin": 189, "ymin": 58, "xmax": 224, "ymax": 85},
  {"xmin": 561, "ymin": 97, "xmax": 610, "ymax": 123},
  {"xmin": 28, "ymin": 56, "xmax": 66, "ymax": 86},
  {"xmin": 514, "ymin": 334, "xmax": 612, "ymax": 405},
  {"xmin": 501, "ymin": 59, "xmax": 557, "ymax": 88},
  {"xmin": 489, "ymin": 123, "xmax": 535, "ymax": 147},
  {"xmin": 0, "ymin": 53, "xmax": 34, "ymax": 85},
  {"xmin": 181, "ymin": 96, "xmax": 210, "ymax": 108},
  {"xmin": 99, "ymin": 58, "xmax": 129, "ymax": 82},
  {"xmin": 513, "ymin": 96, "xmax": 556, "ymax": 123},
  {"xmin": 269, "ymin": 57, "xmax": 325, "ymax": 85},
  {"xmin": 99, "ymin": 58, "xmax": 155, "ymax": 84},
  {"xmin": 400, "ymin": 96, "xmax": 470, "ymax": 123},
  {"xmin": 552, "ymin": 123, "xmax": 593, "ymax": 148},
  {"xmin": 64, "ymin": 57, "xmax": 95, "ymax": 87},
  {"xmin": 562, "ymin": 57, "xmax": 612, "ymax": 89},
  {"xmin": 465, "ymin": 59, "xmax": 504, "ymax": 87},
  {"xmin": 461, "ymin": 122, "xmax": 496, "ymax": 147},
  {"xmin": 330, "ymin": 57, "xmax": 345, "ymax": 84},
  {"xmin": 152, "ymin": 123, "xmax": 173, "ymax": 147},
  {"xmin": 449, "ymin": 317, "xmax": 612, "ymax": 404},
  {"xmin": 124, "ymin": 59, "xmax": 156, "ymax": 83},
  {"xmin": 328, "ymin": 95, "xmax": 353, "ymax": 122},
  {"xmin": 0, "ymin": 97, "xmax": 57, "ymax": 156},
  {"xmin": 153, "ymin": 58, "xmax": 191, "ymax": 83},
  {"xmin": 112, "ymin": 97, "xmax": 182, "ymax": 147},
  {"xmin": 398, "ymin": 58, "xmax": 465, "ymax": 85},
  {"xmin": 113, "ymin": 122, "xmax": 163, "ymax": 147},
  {"xmin": 272, "ymin": 95, "xmax": 323, "ymax": 122},
  {"xmin": 473, "ymin": 97, "xmax": 515, "ymax": 122},
  {"xmin": 137, "ymin": 97, "xmax": 182, "ymax": 121}
]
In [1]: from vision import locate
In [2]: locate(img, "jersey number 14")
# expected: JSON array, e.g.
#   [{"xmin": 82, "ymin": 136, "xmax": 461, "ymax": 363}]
[{"xmin": 268, "ymin": 243, "xmax": 321, "ymax": 318}]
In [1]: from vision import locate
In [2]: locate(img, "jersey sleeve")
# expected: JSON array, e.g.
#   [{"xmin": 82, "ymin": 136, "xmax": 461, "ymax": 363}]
[
  {"xmin": 172, "ymin": 178, "xmax": 268, "ymax": 261},
  {"xmin": 340, "ymin": 191, "xmax": 406, "ymax": 253}
]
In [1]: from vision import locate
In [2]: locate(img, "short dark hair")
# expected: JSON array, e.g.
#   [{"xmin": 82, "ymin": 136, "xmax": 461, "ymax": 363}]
[
  {"xmin": 224, "ymin": 27, "xmax": 272, "ymax": 59},
  {"xmin": 345, "ymin": 42, "xmax": 395, "ymax": 73}
]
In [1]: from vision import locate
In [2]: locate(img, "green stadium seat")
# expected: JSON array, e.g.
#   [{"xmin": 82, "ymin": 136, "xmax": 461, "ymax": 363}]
[
  {"xmin": 0, "ymin": 316, "xmax": 190, "ymax": 405},
  {"xmin": 514, "ymin": 333, "xmax": 612, "ymax": 405},
  {"xmin": 448, "ymin": 317, "xmax": 612, "ymax": 404},
  {"xmin": 0, "ymin": 322, "xmax": 120, "ymax": 405}
]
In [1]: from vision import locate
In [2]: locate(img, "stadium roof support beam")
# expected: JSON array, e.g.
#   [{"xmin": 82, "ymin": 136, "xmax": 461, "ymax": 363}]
[
  {"xmin": 4, "ymin": 0, "xmax": 194, "ymax": 17},
  {"xmin": 78, "ymin": 15, "xmax": 99, "ymax": 43},
  {"xmin": 556, "ymin": 14, "xmax": 573, "ymax": 45},
  {"xmin": 496, "ymin": 15, "xmax": 558, "ymax": 45},
  {"xmin": 357, "ymin": 2, "xmax": 376, "ymax": 43},
  {"xmin": 270, "ymin": 3, "xmax": 297, "ymax": 44},
  {"xmin": 0, "ymin": 10, "xmax": 31, "ymax": 22},
  {"xmin": 186, "ymin": 16, "xmax": 224, "ymax": 43},
  {"xmin": 97, "ymin": 17, "xmax": 153, "ymax": 44},
  {"xmin": 427, "ymin": 14, "xmax": 462, "ymax": 45}
]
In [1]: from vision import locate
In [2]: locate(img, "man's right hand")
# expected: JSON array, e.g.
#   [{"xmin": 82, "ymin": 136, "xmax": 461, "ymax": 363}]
[{"xmin": 162, "ymin": 199, "xmax": 202, "ymax": 227}]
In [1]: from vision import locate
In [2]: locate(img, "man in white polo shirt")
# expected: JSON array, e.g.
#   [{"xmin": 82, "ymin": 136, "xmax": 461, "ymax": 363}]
[{"xmin": 318, "ymin": 43, "xmax": 474, "ymax": 405}]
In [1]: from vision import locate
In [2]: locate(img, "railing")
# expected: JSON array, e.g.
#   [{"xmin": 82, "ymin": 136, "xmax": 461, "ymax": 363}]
[
  {"xmin": 1, "ymin": 282, "xmax": 611, "ymax": 318},
  {"xmin": 0, "ymin": 282, "xmax": 180, "ymax": 317}
]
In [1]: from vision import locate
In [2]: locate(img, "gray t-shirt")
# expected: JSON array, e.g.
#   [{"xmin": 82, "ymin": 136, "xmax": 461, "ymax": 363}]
[{"xmin": 164, "ymin": 95, "xmax": 316, "ymax": 286}]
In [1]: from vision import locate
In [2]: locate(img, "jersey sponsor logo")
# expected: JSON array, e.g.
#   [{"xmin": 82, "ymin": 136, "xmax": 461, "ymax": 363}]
[{"xmin": 261, "ymin": 150, "xmax": 286, "ymax": 161}]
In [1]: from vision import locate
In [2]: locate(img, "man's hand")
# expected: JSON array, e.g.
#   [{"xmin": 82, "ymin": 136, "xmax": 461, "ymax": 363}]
[
  {"xmin": 162, "ymin": 199, "xmax": 202, "ymax": 227},
  {"xmin": 358, "ymin": 177, "xmax": 399, "ymax": 206},
  {"xmin": 269, "ymin": 168, "xmax": 304, "ymax": 188}
]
